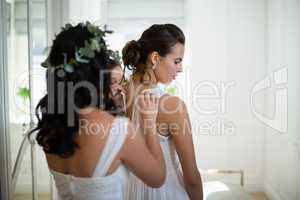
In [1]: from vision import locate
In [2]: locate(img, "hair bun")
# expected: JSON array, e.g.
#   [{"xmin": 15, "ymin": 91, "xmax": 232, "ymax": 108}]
[{"xmin": 122, "ymin": 40, "xmax": 141, "ymax": 68}]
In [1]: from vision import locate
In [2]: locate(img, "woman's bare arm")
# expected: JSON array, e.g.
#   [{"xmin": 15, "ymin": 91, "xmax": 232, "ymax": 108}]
[{"xmin": 160, "ymin": 96, "xmax": 203, "ymax": 200}]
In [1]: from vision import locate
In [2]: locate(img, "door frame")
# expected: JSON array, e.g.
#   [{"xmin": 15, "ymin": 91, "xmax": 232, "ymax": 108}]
[{"xmin": 0, "ymin": 0, "xmax": 11, "ymax": 199}]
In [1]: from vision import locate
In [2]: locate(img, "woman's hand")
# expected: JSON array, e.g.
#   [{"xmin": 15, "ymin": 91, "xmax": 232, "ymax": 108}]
[
  {"xmin": 138, "ymin": 90, "xmax": 159, "ymax": 126},
  {"xmin": 109, "ymin": 83, "xmax": 126, "ymax": 110}
]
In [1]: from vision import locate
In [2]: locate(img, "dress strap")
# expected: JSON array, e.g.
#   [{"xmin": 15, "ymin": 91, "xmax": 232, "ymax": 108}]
[{"xmin": 92, "ymin": 117, "xmax": 129, "ymax": 177}]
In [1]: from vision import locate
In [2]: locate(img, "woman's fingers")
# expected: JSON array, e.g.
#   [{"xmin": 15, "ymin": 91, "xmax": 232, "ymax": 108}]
[
  {"xmin": 149, "ymin": 93, "xmax": 155, "ymax": 103},
  {"xmin": 109, "ymin": 83, "xmax": 127, "ymax": 110},
  {"xmin": 138, "ymin": 89, "xmax": 159, "ymax": 122},
  {"xmin": 144, "ymin": 92, "xmax": 150, "ymax": 102},
  {"xmin": 140, "ymin": 90, "xmax": 159, "ymax": 106},
  {"xmin": 110, "ymin": 84, "xmax": 126, "ymax": 96}
]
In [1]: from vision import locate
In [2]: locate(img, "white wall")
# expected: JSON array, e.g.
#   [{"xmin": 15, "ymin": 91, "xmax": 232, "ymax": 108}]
[
  {"xmin": 186, "ymin": 0, "xmax": 266, "ymax": 191},
  {"xmin": 264, "ymin": 0, "xmax": 300, "ymax": 199},
  {"xmin": 68, "ymin": 0, "xmax": 102, "ymax": 24},
  {"xmin": 186, "ymin": 0, "xmax": 300, "ymax": 198}
]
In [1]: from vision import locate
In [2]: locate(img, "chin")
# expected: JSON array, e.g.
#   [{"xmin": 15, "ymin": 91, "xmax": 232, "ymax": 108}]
[
  {"xmin": 157, "ymin": 77, "xmax": 173, "ymax": 84},
  {"xmin": 159, "ymin": 79, "xmax": 170, "ymax": 84}
]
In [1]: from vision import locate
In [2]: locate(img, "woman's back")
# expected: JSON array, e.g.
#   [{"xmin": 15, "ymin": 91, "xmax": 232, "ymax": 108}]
[
  {"xmin": 47, "ymin": 110, "xmax": 119, "ymax": 176},
  {"xmin": 47, "ymin": 110, "xmax": 130, "ymax": 200}
]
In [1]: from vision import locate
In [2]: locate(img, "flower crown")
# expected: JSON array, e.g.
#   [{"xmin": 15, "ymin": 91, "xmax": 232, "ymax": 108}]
[{"xmin": 41, "ymin": 22, "xmax": 121, "ymax": 73}]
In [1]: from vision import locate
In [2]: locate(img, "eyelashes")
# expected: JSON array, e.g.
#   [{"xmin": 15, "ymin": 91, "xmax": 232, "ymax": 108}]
[{"xmin": 174, "ymin": 58, "xmax": 182, "ymax": 65}]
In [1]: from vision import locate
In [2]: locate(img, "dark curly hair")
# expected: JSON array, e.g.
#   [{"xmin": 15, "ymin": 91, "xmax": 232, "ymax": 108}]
[
  {"xmin": 122, "ymin": 24, "xmax": 185, "ymax": 75},
  {"xmin": 29, "ymin": 24, "xmax": 115, "ymax": 158}
]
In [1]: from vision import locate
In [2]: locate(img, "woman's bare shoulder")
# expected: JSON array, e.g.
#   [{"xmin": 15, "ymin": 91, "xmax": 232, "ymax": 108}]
[{"xmin": 159, "ymin": 95, "xmax": 187, "ymax": 114}]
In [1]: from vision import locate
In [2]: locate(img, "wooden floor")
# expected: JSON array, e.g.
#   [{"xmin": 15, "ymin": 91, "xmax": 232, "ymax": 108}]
[
  {"xmin": 14, "ymin": 192, "xmax": 269, "ymax": 200},
  {"xmin": 252, "ymin": 192, "xmax": 269, "ymax": 200},
  {"xmin": 14, "ymin": 193, "xmax": 49, "ymax": 200}
]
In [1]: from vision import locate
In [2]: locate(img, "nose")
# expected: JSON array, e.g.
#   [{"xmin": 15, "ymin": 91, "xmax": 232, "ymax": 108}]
[{"xmin": 177, "ymin": 65, "xmax": 183, "ymax": 73}]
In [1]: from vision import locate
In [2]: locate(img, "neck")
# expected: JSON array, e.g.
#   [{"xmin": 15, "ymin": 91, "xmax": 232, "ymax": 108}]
[
  {"xmin": 126, "ymin": 69, "xmax": 158, "ymax": 119},
  {"xmin": 132, "ymin": 68, "xmax": 158, "ymax": 86}
]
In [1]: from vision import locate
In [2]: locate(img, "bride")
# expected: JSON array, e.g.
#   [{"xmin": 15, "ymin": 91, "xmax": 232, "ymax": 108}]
[{"xmin": 122, "ymin": 24, "xmax": 203, "ymax": 200}]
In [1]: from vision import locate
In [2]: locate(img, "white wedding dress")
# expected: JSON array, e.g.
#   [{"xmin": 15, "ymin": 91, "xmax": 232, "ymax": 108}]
[
  {"xmin": 50, "ymin": 116, "xmax": 129, "ymax": 200},
  {"xmin": 126, "ymin": 86, "xmax": 190, "ymax": 200}
]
